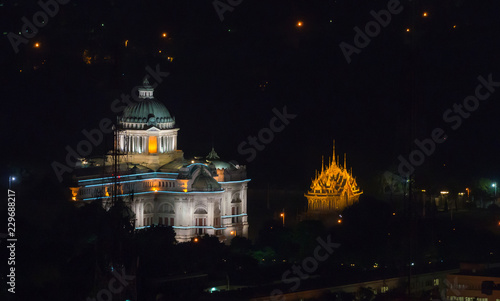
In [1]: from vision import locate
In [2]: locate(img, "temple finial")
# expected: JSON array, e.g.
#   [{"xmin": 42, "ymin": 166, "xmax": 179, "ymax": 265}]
[
  {"xmin": 321, "ymin": 156, "xmax": 324, "ymax": 172},
  {"xmin": 332, "ymin": 140, "xmax": 336, "ymax": 164},
  {"xmin": 344, "ymin": 153, "xmax": 347, "ymax": 170}
]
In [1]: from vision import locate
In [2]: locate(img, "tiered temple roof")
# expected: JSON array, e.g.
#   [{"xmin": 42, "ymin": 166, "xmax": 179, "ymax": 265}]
[{"xmin": 305, "ymin": 141, "xmax": 362, "ymax": 212}]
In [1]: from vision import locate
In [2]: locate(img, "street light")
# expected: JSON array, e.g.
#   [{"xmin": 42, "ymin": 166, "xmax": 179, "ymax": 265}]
[
  {"xmin": 492, "ymin": 183, "xmax": 497, "ymax": 196},
  {"xmin": 280, "ymin": 212, "xmax": 285, "ymax": 227},
  {"xmin": 9, "ymin": 176, "xmax": 15, "ymax": 189}
]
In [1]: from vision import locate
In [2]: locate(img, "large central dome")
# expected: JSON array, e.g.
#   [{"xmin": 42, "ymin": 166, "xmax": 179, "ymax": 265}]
[{"xmin": 120, "ymin": 79, "xmax": 175, "ymax": 129}]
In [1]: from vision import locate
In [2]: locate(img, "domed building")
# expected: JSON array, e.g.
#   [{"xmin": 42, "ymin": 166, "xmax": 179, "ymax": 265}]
[{"xmin": 70, "ymin": 79, "xmax": 249, "ymax": 242}]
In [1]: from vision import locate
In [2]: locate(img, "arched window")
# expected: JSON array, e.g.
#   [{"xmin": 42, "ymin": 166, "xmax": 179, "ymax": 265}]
[
  {"xmin": 194, "ymin": 208, "xmax": 208, "ymax": 234},
  {"xmin": 158, "ymin": 203, "xmax": 175, "ymax": 226}
]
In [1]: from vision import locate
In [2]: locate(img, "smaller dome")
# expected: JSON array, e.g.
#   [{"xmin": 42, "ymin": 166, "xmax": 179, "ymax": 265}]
[
  {"xmin": 209, "ymin": 160, "xmax": 235, "ymax": 170},
  {"xmin": 192, "ymin": 170, "xmax": 222, "ymax": 191},
  {"xmin": 206, "ymin": 147, "xmax": 236, "ymax": 170}
]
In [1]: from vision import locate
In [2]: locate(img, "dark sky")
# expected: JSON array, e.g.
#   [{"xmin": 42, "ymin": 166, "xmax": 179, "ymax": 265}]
[{"xmin": 2, "ymin": 0, "xmax": 500, "ymax": 197}]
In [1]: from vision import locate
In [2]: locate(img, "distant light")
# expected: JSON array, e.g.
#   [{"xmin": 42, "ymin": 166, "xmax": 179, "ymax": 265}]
[
  {"xmin": 453, "ymin": 25, "xmax": 457, "ymax": 29},
  {"xmin": 124, "ymin": 40, "xmax": 128, "ymax": 47},
  {"xmin": 162, "ymin": 32, "xmax": 167, "ymax": 38},
  {"xmin": 297, "ymin": 21, "xmax": 303, "ymax": 27},
  {"xmin": 337, "ymin": 219, "xmax": 342, "ymax": 224},
  {"xmin": 458, "ymin": 192, "xmax": 464, "ymax": 196},
  {"xmin": 422, "ymin": 12, "xmax": 428, "ymax": 17},
  {"xmin": 392, "ymin": 212, "xmax": 396, "ymax": 216},
  {"xmin": 440, "ymin": 191, "xmax": 449, "ymax": 195},
  {"xmin": 101, "ymin": 23, "xmax": 104, "ymax": 27},
  {"xmin": 227, "ymin": 29, "xmax": 231, "ymax": 32},
  {"xmin": 72, "ymin": 197, "xmax": 76, "ymax": 201},
  {"xmin": 280, "ymin": 213, "xmax": 284, "ymax": 217},
  {"xmin": 411, "ymin": 262, "xmax": 415, "ymax": 266},
  {"xmin": 421, "ymin": 189, "xmax": 426, "ymax": 192},
  {"xmin": 34, "ymin": 42, "xmax": 40, "ymax": 48},
  {"xmin": 329, "ymin": 19, "xmax": 333, "ymax": 23},
  {"xmin": 210, "ymin": 287, "xmax": 218, "ymax": 293},
  {"xmin": 194, "ymin": 238, "xmax": 198, "ymax": 242},
  {"xmin": 406, "ymin": 28, "xmax": 410, "ymax": 32},
  {"xmin": 158, "ymin": 50, "xmax": 162, "ymax": 53},
  {"xmin": 230, "ymin": 231, "xmax": 235, "ymax": 235},
  {"xmin": 492, "ymin": 183, "xmax": 496, "ymax": 187},
  {"xmin": 11, "ymin": 177, "xmax": 16, "ymax": 181}
]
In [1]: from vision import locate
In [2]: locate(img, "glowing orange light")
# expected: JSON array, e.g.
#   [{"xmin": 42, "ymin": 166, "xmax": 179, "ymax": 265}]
[
  {"xmin": 124, "ymin": 40, "xmax": 128, "ymax": 47},
  {"xmin": 34, "ymin": 42, "xmax": 40, "ymax": 48},
  {"xmin": 422, "ymin": 12, "xmax": 428, "ymax": 17},
  {"xmin": 392, "ymin": 212, "xmax": 396, "ymax": 216},
  {"xmin": 153, "ymin": 188, "xmax": 158, "ymax": 192},
  {"xmin": 194, "ymin": 238, "xmax": 198, "ymax": 242},
  {"xmin": 148, "ymin": 136, "xmax": 157, "ymax": 153},
  {"xmin": 230, "ymin": 231, "xmax": 235, "ymax": 235},
  {"xmin": 453, "ymin": 25, "xmax": 457, "ymax": 29},
  {"xmin": 183, "ymin": 189, "xmax": 187, "ymax": 193},
  {"xmin": 337, "ymin": 219, "xmax": 342, "ymax": 224},
  {"xmin": 72, "ymin": 197, "xmax": 76, "ymax": 201},
  {"xmin": 406, "ymin": 28, "xmax": 410, "ymax": 32},
  {"xmin": 498, "ymin": 221, "xmax": 500, "ymax": 226},
  {"xmin": 280, "ymin": 213, "xmax": 284, "ymax": 217},
  {"xmin": 297, "ymin": 21, "xmax": 303, "ymax": 27},
  {"xmin": 162, "ymin": 32, "xmax": 167, "ymax": 38}
]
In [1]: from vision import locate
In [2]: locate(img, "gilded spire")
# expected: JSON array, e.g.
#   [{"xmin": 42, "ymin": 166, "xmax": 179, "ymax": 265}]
[
  {"xmin": 332, "ymin": 140, "xmax": 336, "ymax": 164},
  {"xmin": 344, "ymin": 153, "xmax": 347, "ymax": 170},
  {"xmin": 321, "ymin": 156, "xmax": 324, "ymax": 172}
]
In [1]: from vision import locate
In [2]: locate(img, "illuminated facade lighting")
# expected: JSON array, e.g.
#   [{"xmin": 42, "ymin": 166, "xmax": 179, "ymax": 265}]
[{"xmin": 71, "ymin": 80, "xmax": 250, "ymax": 243}]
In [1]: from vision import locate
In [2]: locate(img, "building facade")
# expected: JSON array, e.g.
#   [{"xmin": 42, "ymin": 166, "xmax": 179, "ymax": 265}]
[
  {"xmin": 447, "ymin": 263, "xmax": 500, "ymax": 301},
  {"xmin": 70, "ymin": 79, "xmax": 249, "ymax": 242}
]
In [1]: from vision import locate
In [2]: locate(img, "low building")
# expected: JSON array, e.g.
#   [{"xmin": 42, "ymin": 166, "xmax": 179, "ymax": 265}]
[{"xmin": 446, "ymin": 263, "xmax": 500, "ymax": 301}]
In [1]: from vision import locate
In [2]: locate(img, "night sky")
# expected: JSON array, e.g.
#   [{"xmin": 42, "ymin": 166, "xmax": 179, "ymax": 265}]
[{"xmin": 2, "ymin": 0, "xmax": 500, "ymax": 197}]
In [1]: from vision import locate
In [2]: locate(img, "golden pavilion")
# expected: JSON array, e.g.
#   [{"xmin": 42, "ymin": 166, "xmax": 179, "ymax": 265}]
[{"xmin": 305, "ymin": 141, "xmax": 362, "ymax": 213}]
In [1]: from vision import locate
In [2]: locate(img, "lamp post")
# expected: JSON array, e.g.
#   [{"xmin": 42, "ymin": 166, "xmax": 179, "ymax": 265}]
[
  {"xmin": 8, "ymin": 176, "xmax": 15, "ymax": 189},
  {"xmin": 492, "ymin": 183, "xmax": 497, "ymax": 197},
  {"xmin": 280, "ymin": 211, "xmax": 285, "ymax": 227}
]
